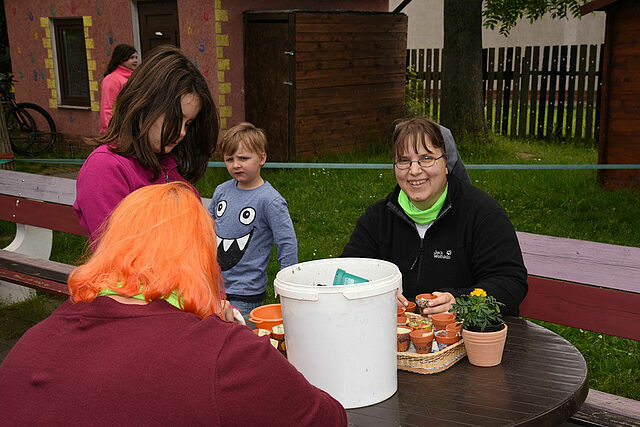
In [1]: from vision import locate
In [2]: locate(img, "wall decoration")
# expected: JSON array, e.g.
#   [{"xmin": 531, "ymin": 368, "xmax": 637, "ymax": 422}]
[
  {"xmin": 82, "ymin": 16, "xmax": 99, "ymax": 112},
  {"xmin": 95, "ymin": 0, "xmax": 102, "ymax": 16},
  {"xmin": 214, "ymin": 0, "xmax": 231, "ymax": 130},
  {"xmin": 28, "ymin": 11, "xmax": 34, "ymax": 21},
  {"xmin": 40, "ymin": 17, "xmax": 57, "ymax": 109},
  {"xmin": 49, "ymin": 4, "xmax": 56, "ymax": 16},
  {"xmin": 108, "ymin": 30, "xmax": 115, "ymax": 45},
  {"xmin": 197, "ymin": 38, "xmax": 206, "ymax": 53},
  {"xmin": 32, "ymin": 69, "xmax": 39, "ymax": 82}
]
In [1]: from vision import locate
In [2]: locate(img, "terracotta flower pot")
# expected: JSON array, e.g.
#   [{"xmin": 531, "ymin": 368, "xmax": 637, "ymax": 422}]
[
  {"xmin": 410, "ymin": 329, "xmax": 434, "ymax": 354},
  {"xmin": 405, "ymin": 301, "xmax": 417, "ymax": 313},
  {"xmin": 397, "ymin": 327, "xmax": 412, "ymax": 352},
  {"xmin": 415, "ymin": 293, "xmax": 436, "ymax": 310},
  {"xmin": 446, "ymin": 322, "xmax": 462, "ymax": 336},
  {"xmin": 397, "ymin": 316, "xmax": 409, "ymax": 326},
  {"xmin": 431, "ymin": 312, "xmax": 456, "ymax": 331},
  {"xmin": 434, "ymin": 329, "xmax": 460, "ymax": 351},
  {"xmin": 462, "ymin": 323, "xmax": 508, "ymax": 367},
  {"xmin": 397, "ymin": 307, "xmax": 406, "ymax": 317}
]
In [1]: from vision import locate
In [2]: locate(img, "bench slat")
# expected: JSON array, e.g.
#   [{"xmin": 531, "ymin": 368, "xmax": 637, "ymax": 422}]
[
  {"xmin": 520, "ymin": 276, "xmax": 640, "ymax": 341},
  {"xmin": 517, "ymin": 231, "xmax": 640, "ymax": 293},
  {"xmin": 0, "ymin": 169, "xmax": 76, "ymax": 205},
  {"xmin": 0, "ymin": 194, "xmax": 88, "ymax": 236},
  {"xmin": 0, "ymin": 250, "xmax": 74, "ymax": 282},
  {"xmin": 0, "ymin": 267, "xmax": 70, "ymax": 297}
]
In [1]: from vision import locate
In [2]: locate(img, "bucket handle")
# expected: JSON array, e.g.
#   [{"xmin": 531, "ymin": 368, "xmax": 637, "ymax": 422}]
[{"xmin": 248, "ymin": 316, "xmax": 262, "ymax": 325}]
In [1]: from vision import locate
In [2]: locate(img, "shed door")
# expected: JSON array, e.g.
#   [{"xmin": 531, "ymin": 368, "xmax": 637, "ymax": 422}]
[
  {"xmin": 244, "ymin": 18, "xmax": 292, "ymax": 161},
  {"xmin": 137, "ymin": 0, "xmax": 180, "ymax": 59}
]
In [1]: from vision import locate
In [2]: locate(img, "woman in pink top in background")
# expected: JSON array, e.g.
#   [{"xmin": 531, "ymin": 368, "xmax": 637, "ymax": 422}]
[
  {"xmin": 75, "ymin": 45, "xmax": 219, "ymax": 242},
  {"xmin": 99, "ymin": 44, "xmax": 138, "ymax": 134}
]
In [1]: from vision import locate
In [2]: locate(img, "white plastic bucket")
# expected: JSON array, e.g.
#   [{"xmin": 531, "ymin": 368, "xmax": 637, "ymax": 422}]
[{"xmin": 274, "ymin": 257, "xmax": 401, "ymax": 409}]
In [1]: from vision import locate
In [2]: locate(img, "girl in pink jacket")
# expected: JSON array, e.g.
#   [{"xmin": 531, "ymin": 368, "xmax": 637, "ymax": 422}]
[{"xmin": 99, "ymin": 44, "xmax": 138, "ymax": 134}]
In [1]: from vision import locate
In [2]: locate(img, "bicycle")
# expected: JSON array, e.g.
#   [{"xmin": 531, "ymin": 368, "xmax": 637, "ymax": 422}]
[{"xmin": 0, "ymin": 72, "xmax": 57, "ymax": 157}]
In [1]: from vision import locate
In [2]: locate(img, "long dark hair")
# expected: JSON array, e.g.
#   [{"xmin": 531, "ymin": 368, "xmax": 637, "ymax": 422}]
[
  {"xmin": 91, "ymin": 45, "xmax": 219, "ymax": 183},
  {"xmin": 104, "ymin": 44, "xmax": 137, "ymax": 77}
]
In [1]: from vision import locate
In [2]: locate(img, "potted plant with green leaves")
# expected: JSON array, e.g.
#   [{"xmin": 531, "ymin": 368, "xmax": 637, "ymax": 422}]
[{"xmin": 450, "ymin": 288, "xmax": 507, "ymax": 367}]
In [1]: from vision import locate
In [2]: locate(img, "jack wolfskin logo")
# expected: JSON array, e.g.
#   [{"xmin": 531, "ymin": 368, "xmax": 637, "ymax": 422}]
[{"xmin": 433, "ymin": 249, "xmax": 452, "ymax": 260}]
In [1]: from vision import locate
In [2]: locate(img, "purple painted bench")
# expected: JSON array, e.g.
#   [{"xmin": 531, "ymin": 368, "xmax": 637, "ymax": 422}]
[
  {"xmin": 517, "ymin": 231, "xmax": 640, "ymax": 341},
  {"xmin": 516, "ymin": 231, "xmax": 640, "ymax": 425}
]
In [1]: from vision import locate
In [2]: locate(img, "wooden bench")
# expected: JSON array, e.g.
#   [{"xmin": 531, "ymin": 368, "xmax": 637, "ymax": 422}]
[
  {"xmin": 516, "ymin": 231, "xmax": 640, "ymax": 425},
  {"xmin": 0, "ymin": 170, "xmax": 84, "ymax": 301},
  {"xmin": 0, "ymin": 169, "xmax": 211, "ymax": 302}
]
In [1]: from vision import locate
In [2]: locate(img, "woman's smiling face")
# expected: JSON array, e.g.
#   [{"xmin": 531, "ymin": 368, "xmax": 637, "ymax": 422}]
[{"xmin": 394, "ymin": 135, "xmax": 448, "ymax": 210}]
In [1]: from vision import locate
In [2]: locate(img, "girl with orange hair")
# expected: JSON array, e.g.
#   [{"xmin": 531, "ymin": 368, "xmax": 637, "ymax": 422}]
[{"xmin": 0, "ymin": 183, "xmax": 347, "ymax": 426}]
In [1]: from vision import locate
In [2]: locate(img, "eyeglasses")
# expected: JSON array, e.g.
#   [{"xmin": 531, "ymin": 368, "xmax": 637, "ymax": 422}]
[{"xmin": 394, "ymin": 154, "xmax": 445, "ymax": 170}]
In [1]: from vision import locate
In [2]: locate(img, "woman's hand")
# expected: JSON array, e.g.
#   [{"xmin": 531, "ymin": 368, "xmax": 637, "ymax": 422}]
[
  {"xmin": 397, "ymin": 291, "xmax": 409, "ymax": 308},
  {"xmin": 220, "ymin": 300, "xmax": 236, "ymax": 322},
  {"xmin": 420, "ymin": 292, "xmax": 456, "ymax": 317}
]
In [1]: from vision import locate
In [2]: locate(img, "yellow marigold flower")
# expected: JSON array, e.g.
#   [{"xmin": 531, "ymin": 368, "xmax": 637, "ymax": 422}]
[{"xmin": 470, "ymin": 288, "xmax": 487, "ymax": 298}]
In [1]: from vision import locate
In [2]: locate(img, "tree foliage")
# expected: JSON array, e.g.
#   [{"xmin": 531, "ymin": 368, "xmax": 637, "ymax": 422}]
[{"xmin": 483, "ymin": 0, "xmax": 589, "ymax": 36}]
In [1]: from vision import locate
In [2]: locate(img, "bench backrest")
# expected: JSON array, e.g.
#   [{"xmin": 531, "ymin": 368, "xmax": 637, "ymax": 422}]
[
  {"xmin": 0, "ymin": 170, "xmax": 212, "ymax": 236},
  {"xmin": 0, "ymin": 170, "xmax": 87, "ymax": 235},
  {"xmin": 517, "ymin": 231, "xmax": 640, "ymax": 341}
]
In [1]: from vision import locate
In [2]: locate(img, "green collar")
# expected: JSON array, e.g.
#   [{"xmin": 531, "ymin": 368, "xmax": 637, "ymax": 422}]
[
  {"xmin": 97, "ymin": 287, "xmax": 183, "ymax": 310},
  {"xmin": 397, "ymin": 183, "xmax": 448, "ymax": 225}
]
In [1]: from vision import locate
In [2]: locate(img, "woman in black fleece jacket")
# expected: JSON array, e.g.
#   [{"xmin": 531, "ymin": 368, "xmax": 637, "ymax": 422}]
[{"xmin": 341, "ymin": 118, "xmax": 527, "ymax": 316}]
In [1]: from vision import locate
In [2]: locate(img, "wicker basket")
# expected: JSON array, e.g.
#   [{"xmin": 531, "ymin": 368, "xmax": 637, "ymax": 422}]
[{"xmin": 397, "ymin": 313, "xmax": 467, "ymax": 374}]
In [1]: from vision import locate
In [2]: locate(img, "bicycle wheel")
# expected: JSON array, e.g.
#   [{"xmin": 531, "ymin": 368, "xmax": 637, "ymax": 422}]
[{"xmin": 8, "ymin": 103, "xmax": 57, "ymax": 156}]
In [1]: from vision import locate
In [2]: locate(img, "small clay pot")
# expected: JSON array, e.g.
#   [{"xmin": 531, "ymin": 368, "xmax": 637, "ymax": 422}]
[
  {"xmin": 415, "ymin": 293, "xmax": 437, "ymax": 309},
  {"xmin": 397, "ymin": 307, "xmax": 406, "ymax": 317},
  {"xmin": 410, "ymin": 329, "xmax": 434, "ymax": 354},
  {"xmin": 397, "ymin": 316, "xmax": 409, "ymax": 326},
  {"xmin": 446, "ymin": 321, "xmax": 462, "ymax": 336},
  {"xmin": 432, "ymin": 312, "xmax": 456, "ymax": 331},
  {"xmin": 405, "ymin": 301, "xmax": 417, "ymax": 313},
  {"xmin": 397, "ymin": 327, "xmax": 412, "ymax": 352},
  {"xmin": 271, "ymin": 324, "xmax": 285, "ymax": 342},
  {"xmin": 434, "ymin": 329, "xmax": 460, "ymax": 351}
]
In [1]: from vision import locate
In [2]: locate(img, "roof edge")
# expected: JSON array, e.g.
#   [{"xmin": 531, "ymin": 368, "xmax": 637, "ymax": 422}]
[{"xmin": 580, "ymin": 0, "xmax": 619, "ymax": 15}]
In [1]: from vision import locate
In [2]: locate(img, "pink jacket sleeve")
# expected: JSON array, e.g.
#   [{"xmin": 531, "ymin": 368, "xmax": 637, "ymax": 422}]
[{"xmin": 74, "ymin": 152, "xmax": 133, "ymax": 241}]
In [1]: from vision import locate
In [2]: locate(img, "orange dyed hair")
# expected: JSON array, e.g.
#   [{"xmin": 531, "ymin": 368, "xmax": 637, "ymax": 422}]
[{"xmin": 68, "ymin": 182, "xmax": 224, "ymax": 318}]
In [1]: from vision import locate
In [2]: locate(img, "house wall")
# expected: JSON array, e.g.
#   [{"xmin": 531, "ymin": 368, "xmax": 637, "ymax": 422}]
[
  {"xmin": 4, "ymin": 0, "xmax": 388, "ymax": 139},
  {"xmin": 389, "ymin": 0, "xmax": 605, "ymax": 48}
]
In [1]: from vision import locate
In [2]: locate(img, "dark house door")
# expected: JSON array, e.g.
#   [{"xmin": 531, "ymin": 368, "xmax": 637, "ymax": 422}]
[
  {"xmin": 138, "ymin": 0, "xmax": 180, "ymax": 59},
  {"xmin": 244, "ymin": 14, "xmax": 293, "ymax": 161}
]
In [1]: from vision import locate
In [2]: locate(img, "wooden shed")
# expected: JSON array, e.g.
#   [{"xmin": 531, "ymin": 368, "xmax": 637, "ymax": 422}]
[
  {"xmin": 243, "ymin": 11, "xmax": 407, "ymax": 161},
  {"xmin": 581, "ymin": 0, "xmax": 640, "ymax": 189}
]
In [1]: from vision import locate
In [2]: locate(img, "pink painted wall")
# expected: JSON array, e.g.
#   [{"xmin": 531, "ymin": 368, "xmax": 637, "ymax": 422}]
[
  {"xmin": 4, "ymin": 0, "xmax": 134, "ymax": 136},
  {"xmin": 4, "ymin": 0, "xmax": 389, "ymax": 137}
]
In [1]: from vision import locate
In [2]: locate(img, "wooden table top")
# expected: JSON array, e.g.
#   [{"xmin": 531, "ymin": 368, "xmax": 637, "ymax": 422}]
[{"xmin": 346, "ymin": 317, "xmax": 589, "ymax": 426}]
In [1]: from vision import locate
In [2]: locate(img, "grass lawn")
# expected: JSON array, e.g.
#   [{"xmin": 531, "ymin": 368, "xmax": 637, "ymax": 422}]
[{"xmin": 1, "ymin": 135, "xmax": 638, "ymax": 400}]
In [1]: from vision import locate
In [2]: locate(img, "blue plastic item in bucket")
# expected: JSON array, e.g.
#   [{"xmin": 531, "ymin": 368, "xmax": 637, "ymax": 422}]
[{"xmin": 333, "ymin": 268, "xmax": 369, "ymax": 286}]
